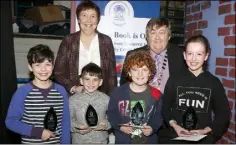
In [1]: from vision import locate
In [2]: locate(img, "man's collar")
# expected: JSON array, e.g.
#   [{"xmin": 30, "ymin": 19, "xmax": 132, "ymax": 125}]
[{"xmin": 149, "ymin": 45, "xmax": 168, "ymax": 59}]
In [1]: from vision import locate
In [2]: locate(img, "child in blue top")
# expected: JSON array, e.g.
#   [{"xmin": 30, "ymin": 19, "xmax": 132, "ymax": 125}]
[
  {"xmin": 5, "ymin": 44, "xmax": 70, "ymax": 143},
  {"xmin": 108, "ymin": 51, "xmax": 163, "ymax": 144}
]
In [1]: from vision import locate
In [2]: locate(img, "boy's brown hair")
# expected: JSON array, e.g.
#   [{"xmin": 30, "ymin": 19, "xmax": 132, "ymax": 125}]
[{"xmin": 123, "ymin": 51, "xmax": 156, "ymax": 82}]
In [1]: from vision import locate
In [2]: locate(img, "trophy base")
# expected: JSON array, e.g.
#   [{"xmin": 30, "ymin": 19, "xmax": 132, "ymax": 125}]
[
  {"xmin": 89, "ymin": 126, "xmax": 98, "ymax": 129},
  {"xmin": 75, "ymin": 126, "xmax": 96, "ymax": 130},
  {"xmin": 75, "ymin": 126, "xmax": 107, "ymax": 131},
  {"xmin": 118, "ymin": 124, "xmax": 149, "ymax": 129}
]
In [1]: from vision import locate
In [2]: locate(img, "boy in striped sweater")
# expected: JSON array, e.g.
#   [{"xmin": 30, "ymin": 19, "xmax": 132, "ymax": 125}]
[{"xmin": 5, "ymin": 44, "xmax": 70, "ymax": 143}]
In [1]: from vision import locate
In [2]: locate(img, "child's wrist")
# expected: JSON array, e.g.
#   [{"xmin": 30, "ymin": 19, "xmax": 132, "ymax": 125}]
[
  {"xmin": 169, "ymin": 119, "xmax": 177, "ymax": 127},
  {"xmin": 70, "ymin": 86, "xmax": 76, "ymax": 94},
  {"xmin": 31, "ymin": 127, "xmax": 44, "ymax": 138},
  {"xmin": 203, "ymin": 127, "xmax": 212, "ymax": 134}
]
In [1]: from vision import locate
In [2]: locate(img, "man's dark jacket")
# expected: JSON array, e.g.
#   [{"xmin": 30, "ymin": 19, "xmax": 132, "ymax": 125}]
[{"xmin": 120, "ymin": 43, "xmax": 188, "ymax": 85}]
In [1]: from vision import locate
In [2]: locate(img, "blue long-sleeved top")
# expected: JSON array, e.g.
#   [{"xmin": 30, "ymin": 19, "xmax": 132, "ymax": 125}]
[
  {"xmin": 5, "ymin": 82, "xmax": 70, "ymax": 144},
  {"xmin": 108, "ymin": 83, "xmax": 163, "ymax": 144}
]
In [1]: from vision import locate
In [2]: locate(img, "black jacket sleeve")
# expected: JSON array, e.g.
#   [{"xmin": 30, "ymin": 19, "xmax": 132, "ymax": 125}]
[
  {"xmin": 162, "ymin": 77, "xmax": 174, "ymax": 126},
  {"xmin": 210, "ymin": 78, "xmax": 230, "ymax": 139}
]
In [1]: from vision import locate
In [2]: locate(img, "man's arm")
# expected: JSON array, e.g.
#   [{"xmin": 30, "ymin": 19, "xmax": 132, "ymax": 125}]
[{"xmin": 162, "ymin": 77, "xmax": 177, "ymax": 126}]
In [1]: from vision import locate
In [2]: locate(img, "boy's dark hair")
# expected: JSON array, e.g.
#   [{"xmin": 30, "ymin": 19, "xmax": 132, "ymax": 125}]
[
  {"xmin": 80, "ymin": 63, "xmax": 102, "ymax": 79},
  {"xmin": 27, "ymin": 44, "xmax": 54, "ymax": 66}
]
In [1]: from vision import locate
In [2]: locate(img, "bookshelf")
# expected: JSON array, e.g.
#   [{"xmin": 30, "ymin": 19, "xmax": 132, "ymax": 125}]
[{"xmin": 160, "ymin": 1, "xmax": 185, "ymax": 46}]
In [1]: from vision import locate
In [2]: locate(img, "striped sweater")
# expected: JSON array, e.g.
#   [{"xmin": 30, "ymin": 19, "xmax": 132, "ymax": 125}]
[{"xmin": 5, "ymin": 82, "xmax": 70, "ymax": 144}]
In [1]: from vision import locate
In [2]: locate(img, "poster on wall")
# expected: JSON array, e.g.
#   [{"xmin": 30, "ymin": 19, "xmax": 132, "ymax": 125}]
[{"xmin": 74, "ymin": 1, "xmax": 160, "ymax": 85}]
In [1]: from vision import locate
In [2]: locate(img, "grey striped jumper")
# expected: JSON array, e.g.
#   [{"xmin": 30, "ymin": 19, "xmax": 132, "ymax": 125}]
[{"xmin": 21, "ymin": 88, "xmax": 64, "ymax": 144}]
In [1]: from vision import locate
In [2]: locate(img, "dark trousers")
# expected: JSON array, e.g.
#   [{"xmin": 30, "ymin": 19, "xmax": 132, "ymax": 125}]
[{"xmin": 158, "ymin": 127, "xmax": 216, "ymax": 144}]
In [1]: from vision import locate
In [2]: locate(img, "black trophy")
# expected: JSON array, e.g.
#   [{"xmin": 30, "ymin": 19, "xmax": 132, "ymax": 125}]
[
  {"xmin": 85, "ymin": 105, "xmax": 98, "ymax": 127},
  {"xmin": 183, "ymin": 106, "xmax": 198, "ymax": 130},
  {"xmin": 130, "ymin": 102, "xmax": 145, "ymax": 126},
  {"xmin": 44, "ymin": 107, "xmax": 57, "ymax": 132}
]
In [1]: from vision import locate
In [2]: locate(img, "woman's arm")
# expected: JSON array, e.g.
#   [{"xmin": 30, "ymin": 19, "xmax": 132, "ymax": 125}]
[
  {"xmin": 54, "ymin": 37, "xmax": 73, "ymax": 93},
  {"xmin": 107, "ymin": 37, "xmax": 117, "ymax": 94}
]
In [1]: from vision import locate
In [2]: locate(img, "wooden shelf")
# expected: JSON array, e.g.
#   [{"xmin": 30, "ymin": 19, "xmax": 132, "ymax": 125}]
[{"xmin": 14, "ymin": 0, "xmax": 53, "ymax": 18}]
